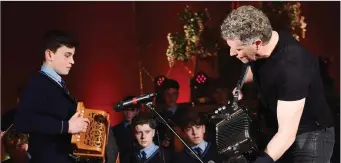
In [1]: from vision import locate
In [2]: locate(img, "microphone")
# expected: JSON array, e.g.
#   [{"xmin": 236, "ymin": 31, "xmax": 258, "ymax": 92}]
[{"xmin": 114, "ymin": 93, "xmax": 157, "ymax": 111}]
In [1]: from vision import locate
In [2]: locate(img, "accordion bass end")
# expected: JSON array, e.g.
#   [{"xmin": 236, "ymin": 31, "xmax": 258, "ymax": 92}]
[
  {"xmin": 213, "ymin": 104, "xmax": 259, "ymax": 162},
  {"xmin": 71, "ymin": 102, "xmax": 110, "ymax": 160}
]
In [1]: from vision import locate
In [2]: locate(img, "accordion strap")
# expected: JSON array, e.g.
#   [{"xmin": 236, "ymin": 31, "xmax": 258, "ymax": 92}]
[{"xmin": 232, "ymin": 64, "xmax": 250, "ymax": 108}]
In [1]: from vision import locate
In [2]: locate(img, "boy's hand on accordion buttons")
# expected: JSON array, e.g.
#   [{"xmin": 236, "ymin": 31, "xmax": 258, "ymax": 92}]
[
  {"xmin": 232, "ymin": 87, "xmax": 243, "ymax": 101},
  {"xmin": 68, "ymin": 111, "xmax": 90, "ymax": 134}
]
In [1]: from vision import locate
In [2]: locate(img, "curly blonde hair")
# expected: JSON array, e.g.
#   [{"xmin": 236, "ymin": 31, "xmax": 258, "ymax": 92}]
[{"xmin": 221, "ymin": 5, "xmax": 273, "ymax": 45}]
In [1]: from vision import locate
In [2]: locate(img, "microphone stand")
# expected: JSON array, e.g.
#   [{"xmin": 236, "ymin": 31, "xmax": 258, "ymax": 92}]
[
  {"xmin": 145, "ymin": 102, "xmax": 204, "ymax": 163},
  {"xmin": 156, "ymin": 130, "xmax": 166, "ymax": 163},
  {"xmin": 1, "ymin": 124, "xmax": 13, "ymax": 139}
]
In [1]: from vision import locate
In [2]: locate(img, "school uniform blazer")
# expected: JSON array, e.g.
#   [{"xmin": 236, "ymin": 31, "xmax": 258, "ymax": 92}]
[{"xmin": 14, "ymin": 72, "xmax": 77, "ymax": 163}]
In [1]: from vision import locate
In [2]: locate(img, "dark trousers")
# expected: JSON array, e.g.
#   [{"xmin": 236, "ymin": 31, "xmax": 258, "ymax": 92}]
[{"xmin": 278, "ymin": 127, "xmax": 335, "ymax": 163}]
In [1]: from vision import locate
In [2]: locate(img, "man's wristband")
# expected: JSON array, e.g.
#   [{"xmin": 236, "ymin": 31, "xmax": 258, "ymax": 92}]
[{"xmin": 253, "ymin": 152, "xmax": 274, "ymax": 163}]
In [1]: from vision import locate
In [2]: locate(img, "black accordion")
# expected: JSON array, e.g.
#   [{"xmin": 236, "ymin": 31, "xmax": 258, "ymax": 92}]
[
  {"xmin": 212, "ymin": 104, "xmax": 259, "ymax": 163},
  {"xmin": 211, "ymin": 64, "xmax": 260, "ymax": 162}
]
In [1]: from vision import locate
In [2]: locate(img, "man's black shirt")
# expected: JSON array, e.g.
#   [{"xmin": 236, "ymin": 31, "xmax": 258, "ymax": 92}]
[{"xmin": 250, "ymin": 31, "xmax": 334, "ymax": 134}]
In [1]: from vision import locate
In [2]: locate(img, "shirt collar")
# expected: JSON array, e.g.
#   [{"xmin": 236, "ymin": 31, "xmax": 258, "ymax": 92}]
[
  {"xmin": 41, "ymin": 65, "xmax": 62, "ymax": 84},
  {"xmin": 168, "ymin": 105, "xmax": 177, "ymax": 114},
  {"xmin": 191, "ymin": 140, "xmax": 207, "ymax": 152},
  {"xmin": 123, "ymin": 121, "xmax": 130, "ymax": 128},
  {"xmin": 140, "ymin": 143, "xmax": 159, "ymax": 159}
]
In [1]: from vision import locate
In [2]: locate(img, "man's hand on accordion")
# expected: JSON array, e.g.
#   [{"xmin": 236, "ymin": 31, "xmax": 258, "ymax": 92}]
[
  {"xmin": 232, "ymin": 87, "xmax": 243, "ymax": 101},
  {"xmin": 68, "ymin": 111, "xmax": 90, "ymax": 134}
]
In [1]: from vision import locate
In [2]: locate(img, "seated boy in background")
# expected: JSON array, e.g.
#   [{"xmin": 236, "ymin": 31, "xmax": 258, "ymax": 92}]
[
  {"xmin": 122, "ymin": 113, "xmax": 172, "ymax": 163},
  {"xmin": 173, "ymin": 109, "xmax": 222, "ymax": 163}
]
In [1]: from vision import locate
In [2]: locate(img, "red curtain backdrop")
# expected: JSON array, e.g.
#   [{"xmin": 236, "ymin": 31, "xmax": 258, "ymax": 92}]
[{"xmin": 2, "ymin": 2, "xmax": 339, "ymax": 127}]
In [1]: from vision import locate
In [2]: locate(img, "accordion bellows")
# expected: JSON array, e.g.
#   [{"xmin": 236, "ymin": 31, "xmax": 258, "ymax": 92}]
[
  {"xmin": 71, "ymin": 102, "xmax": 110, "ymax": 160},
  {"xmin": 214, "ymin": 105, "xmax": 258, "ymax": 162}
]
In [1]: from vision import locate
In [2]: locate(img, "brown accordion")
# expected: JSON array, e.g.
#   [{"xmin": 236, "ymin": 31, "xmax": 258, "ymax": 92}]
[{"xmin": 71, "ymin": 102, "xmax": 110, "ymax": 162}]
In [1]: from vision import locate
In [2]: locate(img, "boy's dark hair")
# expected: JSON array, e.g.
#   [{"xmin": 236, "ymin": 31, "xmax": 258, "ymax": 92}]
[
  {"xmin": 161, "ymin": 78, "xmax": 180, "ymax": 91},
  {"xmin": 177, "ymin": 109, "xmax": 205, "ymax": 130},
  {"xmin": 42, "ymin": 30, "xmax": 79, "ymax": 61},
  {"xmin": 131, "ymin": 113, "xmax": 157, "ymax": 130},
  {"xmin": 4, "ymin": 128, "xmax": 29, "ymax": 149}
]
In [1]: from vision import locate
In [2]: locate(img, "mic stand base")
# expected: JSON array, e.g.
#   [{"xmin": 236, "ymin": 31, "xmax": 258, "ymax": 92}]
[
  {"xmin": 156, "ymin": 130, "xmax": 166, "ymax": 163},
  {"xmin": 145, "ymin": 102, "xmax": 204, "ymax": 163}
]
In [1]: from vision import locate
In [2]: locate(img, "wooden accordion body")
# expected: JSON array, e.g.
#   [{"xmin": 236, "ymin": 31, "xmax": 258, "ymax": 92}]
[{"xmin": 71, "ymin": 102, "xmax": 110, "ymax": 161}]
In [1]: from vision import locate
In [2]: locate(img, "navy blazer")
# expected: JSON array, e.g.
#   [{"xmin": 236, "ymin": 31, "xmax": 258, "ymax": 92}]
[
  {"xmin": 122, "ymin": 147, "xmax": 173, "ymax": 163},
  {"xmin": 14, "ymin": 72, "xmax": 77, "ymax": 163},
  {"xmin": 112, "ymin": 122, "xmax": 134, "ymax": 162},
  {"xmin": 172, "ymin": 142, "xmax": 222, "ymax": 163}
]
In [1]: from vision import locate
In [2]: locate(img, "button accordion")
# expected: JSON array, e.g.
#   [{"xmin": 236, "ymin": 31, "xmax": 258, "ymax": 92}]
[
  {"xmin": 212, "ymin": 104, "xmax": 259, "ymax": 163},
  {"xmin": 71, "ymin": 102, "xmax": 110, "ymax": 162},
  {"xmin": 211, "ymin": 64, "xmax": 259, "ymax": 163}
]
